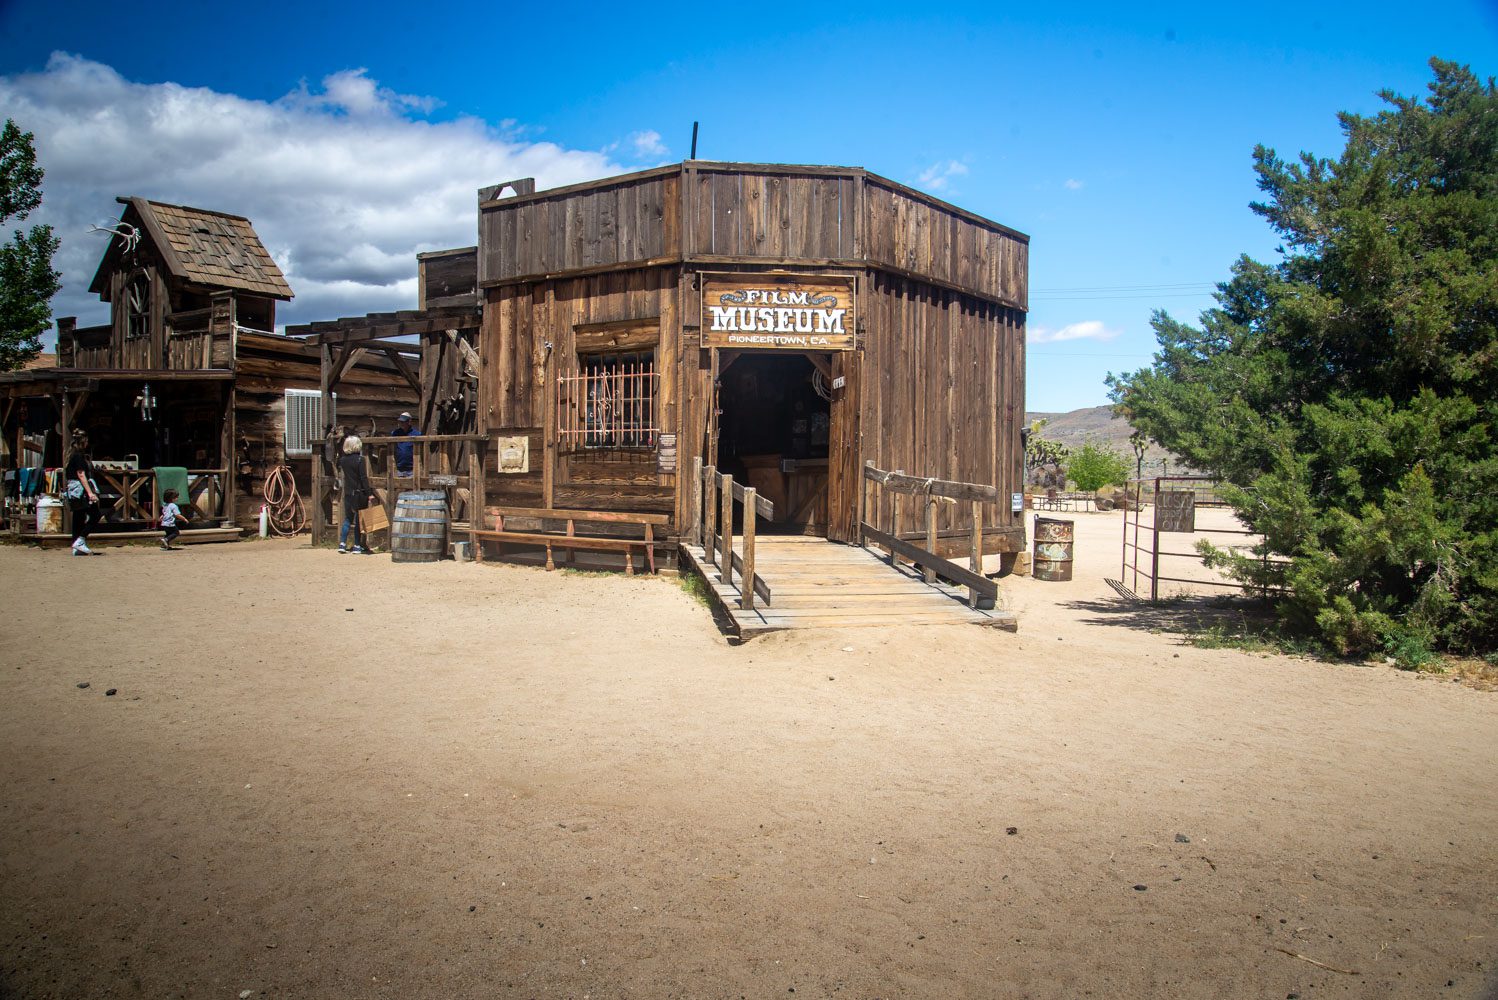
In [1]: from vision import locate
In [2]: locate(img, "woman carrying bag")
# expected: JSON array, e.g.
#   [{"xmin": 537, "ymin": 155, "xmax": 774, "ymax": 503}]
[
  {"xmin": 337, "ymin": 435, "xmax": 375, "ymax": 554},
  {"xmin": 64, "ymin": 430, "xmax": 101, "ymax": 556}
]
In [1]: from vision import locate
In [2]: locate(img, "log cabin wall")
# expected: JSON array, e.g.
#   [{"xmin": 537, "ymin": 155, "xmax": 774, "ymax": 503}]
[
  {"xmin": 476, "ymin": 162, "xmax": 1028, "ymax": 551},
  {"xmin": 233, "ymin": 330, "xmax": 418, "ymax": 527}
]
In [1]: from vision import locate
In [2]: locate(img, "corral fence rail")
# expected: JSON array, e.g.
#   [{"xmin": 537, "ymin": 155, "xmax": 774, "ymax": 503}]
[{"xmin": 1120, "ymin": 475, "xmax": 1283, "ymax": 601}]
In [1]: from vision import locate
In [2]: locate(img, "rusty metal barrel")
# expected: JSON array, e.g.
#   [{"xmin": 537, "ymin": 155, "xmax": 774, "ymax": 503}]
[
  {"xmin": 392, "ymin": 490, "xmax": 448, "ymax": 563},
  {"xmin": 1032, "ymin": 516, "xmax": 1075, "ymax": 582}
]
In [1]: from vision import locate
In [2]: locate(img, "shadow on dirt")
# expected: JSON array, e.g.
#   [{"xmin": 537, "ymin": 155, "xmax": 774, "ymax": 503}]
[{"xmin": 1060, "ymin": 588, "xmax": 1284, "ymax": 643}]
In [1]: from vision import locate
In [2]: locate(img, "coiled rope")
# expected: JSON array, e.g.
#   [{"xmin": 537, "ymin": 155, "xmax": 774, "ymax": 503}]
[{"xmin": 261, "ymin": 465, "xmax": 307, "ymax": 536}]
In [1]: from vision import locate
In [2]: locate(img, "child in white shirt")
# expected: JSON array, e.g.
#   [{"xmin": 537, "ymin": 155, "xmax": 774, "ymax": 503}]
[{"xmin": 160, "ymin": 489, "xmax": 190, "ymax": 550}]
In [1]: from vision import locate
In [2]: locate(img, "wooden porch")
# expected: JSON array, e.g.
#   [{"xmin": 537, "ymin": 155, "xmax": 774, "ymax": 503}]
[
  {"xmin": 682, "ymin": 459, "xmax": 1019, "ymax": 637},
  {"xmin": 682, "ymin": 535, "xmax": 1017, "ymax": 636}
]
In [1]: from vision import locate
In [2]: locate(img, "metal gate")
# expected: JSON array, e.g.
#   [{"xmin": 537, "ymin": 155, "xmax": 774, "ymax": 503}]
[{"xmin": 1118, "ymin": 476, "xmax": 1268, "ymax": 601}]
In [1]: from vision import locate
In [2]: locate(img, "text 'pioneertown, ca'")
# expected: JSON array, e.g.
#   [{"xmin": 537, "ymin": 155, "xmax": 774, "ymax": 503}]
[{"xmin": 700, "ymin": 275, "xmax": 857, "ymax": 350}]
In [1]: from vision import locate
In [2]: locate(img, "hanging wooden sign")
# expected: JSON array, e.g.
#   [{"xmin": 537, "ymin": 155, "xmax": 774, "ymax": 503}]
[{"xmin": 700, "ymin": 274, "xmax": 856, "ymax": 351}]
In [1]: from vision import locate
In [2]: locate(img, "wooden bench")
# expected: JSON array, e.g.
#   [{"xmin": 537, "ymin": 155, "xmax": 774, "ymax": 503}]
[{"xmin": 472, "ymin": 506, "xmax": 670, "ymax": 574}]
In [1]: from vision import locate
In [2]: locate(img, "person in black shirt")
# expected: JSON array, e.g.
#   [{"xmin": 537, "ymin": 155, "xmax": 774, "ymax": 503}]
[
  {"xmin": 337, "ymin": 435, "xmax": 375, "ymax": 554},
  {"xmin": 64, "ymin": 430, "xmax": 101, "ymax": 555}
]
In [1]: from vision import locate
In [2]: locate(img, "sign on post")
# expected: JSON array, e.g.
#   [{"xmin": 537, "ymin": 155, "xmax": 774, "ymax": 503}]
[{"xmin": 1156, "ymin": 490, "xmax": 1196, "ymax": 532}]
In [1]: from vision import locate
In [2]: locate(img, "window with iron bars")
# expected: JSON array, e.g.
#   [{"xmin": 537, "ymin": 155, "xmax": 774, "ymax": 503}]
[{"xmin": 558, "ymin": 350, "xmax": 660, "ymax": 451}]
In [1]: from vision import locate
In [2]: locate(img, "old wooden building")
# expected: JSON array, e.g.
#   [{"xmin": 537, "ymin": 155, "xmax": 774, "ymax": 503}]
[
  {"xmin": 1, "ymin": 197, "xmax": 418, "ymax": 538},
  {"xmin": 462, "ymin": 162, "xmax": 1028, "ymax": 562}
]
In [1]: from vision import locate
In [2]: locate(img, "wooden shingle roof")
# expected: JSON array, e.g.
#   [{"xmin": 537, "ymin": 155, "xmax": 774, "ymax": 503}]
[{"xmin": 89, "ymin": 197, "xmax": 293, "ymax": 300}]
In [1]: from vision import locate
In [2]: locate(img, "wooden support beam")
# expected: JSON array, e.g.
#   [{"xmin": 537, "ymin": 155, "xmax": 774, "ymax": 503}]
[
  {"xmin": 445, "ymin": 328, "xmax": 481, "ymax": 376},
  {"xmin": 380, "ymin": 347, "xmax": 421, "ymax": 396},
  {"xmin": 690, "ymin": 455, "xmax": 703, "ymax": 545},
  {"xmin": 327, "ymin": 343, "xmax": 367, "ymax": 391}
]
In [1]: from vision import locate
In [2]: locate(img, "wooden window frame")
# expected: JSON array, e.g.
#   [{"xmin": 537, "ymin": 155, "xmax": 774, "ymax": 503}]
[{"xmin": 558, "ymin": 321, "xmax": 661, "ymax": 454}]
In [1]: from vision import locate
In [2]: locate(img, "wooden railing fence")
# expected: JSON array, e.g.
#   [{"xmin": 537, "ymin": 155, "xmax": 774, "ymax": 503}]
[
  {"xmin": 690, "ymin": 457, "xmax": 774, "ymax": 610},
  {"xmin": 860, "ymin": 461, "xmax": 998, "ymax": 609},
  {"xmin": 310, "ymin": 433, "xmax": 489, "ymax": 547}
]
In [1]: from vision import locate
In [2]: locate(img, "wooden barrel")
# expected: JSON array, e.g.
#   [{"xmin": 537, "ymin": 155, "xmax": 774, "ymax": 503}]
[
  {"xmin": 1032, "ymin": 516, "xmax": 1075, "ymax": 582},
  {"xmin": 392, "ymin": 490, "xmax": 448, "ymax": 563}
]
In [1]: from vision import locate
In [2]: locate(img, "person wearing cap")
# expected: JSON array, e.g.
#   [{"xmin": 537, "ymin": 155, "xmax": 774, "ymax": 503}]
[{"xmin": 391, "ymin": 411, "xmax": 419, "ymax": 476}]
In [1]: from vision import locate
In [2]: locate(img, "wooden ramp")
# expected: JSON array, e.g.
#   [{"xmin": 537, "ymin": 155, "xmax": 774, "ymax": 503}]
[{"xmin": 681, "ymin": 535, "xmax": 1017, "ymax": 637}]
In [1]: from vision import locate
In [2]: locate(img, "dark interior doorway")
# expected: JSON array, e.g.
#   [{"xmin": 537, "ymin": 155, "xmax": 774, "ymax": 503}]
[{"xmin": 716, "ymin": 352, "xmax": 831, "ymax": 535}]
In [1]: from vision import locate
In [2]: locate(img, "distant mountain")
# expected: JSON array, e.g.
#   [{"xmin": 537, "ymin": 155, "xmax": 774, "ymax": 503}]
[{"xmin": 1024, "ymin": 405, "xmax": 1188, "ymax": 479}]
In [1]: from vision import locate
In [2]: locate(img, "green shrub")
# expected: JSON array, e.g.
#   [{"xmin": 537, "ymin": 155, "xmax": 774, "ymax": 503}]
[{"xmin": 1066, "ymin": 443, "xmax": 1133, "ymax": 492}]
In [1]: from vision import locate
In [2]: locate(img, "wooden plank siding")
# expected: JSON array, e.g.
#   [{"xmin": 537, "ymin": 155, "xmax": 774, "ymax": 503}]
[
  {"xmin": 858, "ymin": 272, "xmax": 1025, "ymax": 544},
  {"xmin": 474, "ymin": 161, "xmax": 1028, "ymax": 550},
  {"xmin": 478, "ymin": 172, "xmax": 678, "ymax": 286},
  {"xmin": 480, "ymin": 267, "xmax": 679, "ymax": 516}
]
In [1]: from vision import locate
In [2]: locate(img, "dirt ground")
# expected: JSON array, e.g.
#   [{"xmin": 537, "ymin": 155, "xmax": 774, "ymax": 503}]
[{"xmin": 1, "ymin": 511, "xmax": 1495, "ymax": 999}]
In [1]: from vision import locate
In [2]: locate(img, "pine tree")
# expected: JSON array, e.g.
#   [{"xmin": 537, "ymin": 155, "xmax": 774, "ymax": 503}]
[
  {"xmin": 1109, "ymin": 60, "xmax": 1498, "ymax": 657},
  {"xmin": 0, "ymin": 119, "xmax": 62, "ymax": 371}
]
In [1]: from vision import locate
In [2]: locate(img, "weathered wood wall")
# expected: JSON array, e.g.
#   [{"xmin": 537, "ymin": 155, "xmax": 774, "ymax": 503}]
[
  {"xmin": 862, "ymin": 175, "xmax": 1028, "ymax": 309},
  {"xmin": 479, "ymin": 163, "xmax": 1028, "ymax": 309},
  {"xmin": 686, "ymin": 165, "xmax": 860, "ymax": 261},
  {"xmin": 418, "ymin": 247, "xmax": 479, "ymax": 309},
  {"xmin": 481, "ymin": 266, "xmax": 683, "ymax": 514},
  {"xmin": 233, "ymin": 331, "xmax": 418, "ymax": 527},
  {"xmin": 475, "ymin": 162, "xmax": 1028, "ymax": 549},
  {"xmin": 479, "ymin": 169, "xmax": 678, "ymax": 286},
  {"xmin": 859, "ymin": 273, "xmax": 1025, "ymax": 543}
]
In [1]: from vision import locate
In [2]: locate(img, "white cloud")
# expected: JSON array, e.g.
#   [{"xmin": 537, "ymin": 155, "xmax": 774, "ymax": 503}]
[
  {"xmin": 630, "ymin": 129, "xmax": 667, "ymax": 158},
  {"xmin": 1064, "ymin": 178, "xmax": 1084, "ymax": 190},
  {"xmin": 917, "ymin": 159, "xmax": 968, "ymax": 192},
  {"xmin": 0, "ymin": 53, "xmax": 656, "ymax": 335},
  {"xmin": 1027, "ymin": 320, "xmax": 1119, "ymax": 344}
]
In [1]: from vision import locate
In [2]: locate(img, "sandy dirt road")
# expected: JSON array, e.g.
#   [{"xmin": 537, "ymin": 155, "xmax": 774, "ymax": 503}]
[{"xmin": 1, "ymin": 513, "xmax": 1494, "ymax": 999}]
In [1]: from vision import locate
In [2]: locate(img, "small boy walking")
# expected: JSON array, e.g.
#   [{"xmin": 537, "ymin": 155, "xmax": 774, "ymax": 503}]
[{"xmin": 159, "ymin": 489, "xmax": 190, "ymax": 550}]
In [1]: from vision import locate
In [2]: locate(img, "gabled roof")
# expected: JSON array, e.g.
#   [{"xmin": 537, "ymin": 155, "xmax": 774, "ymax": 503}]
[{"xmin": 88, "ymin": 197, "xmax": 293, "ymax": 301}]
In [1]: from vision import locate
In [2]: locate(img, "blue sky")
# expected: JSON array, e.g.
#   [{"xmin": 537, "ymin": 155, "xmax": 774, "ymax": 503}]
[{"xmin": 2, "ymin": 0, "xmax": 1494, "ymax": 411}]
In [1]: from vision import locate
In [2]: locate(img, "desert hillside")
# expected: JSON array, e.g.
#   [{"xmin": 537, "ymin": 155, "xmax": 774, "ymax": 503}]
[{"xmin": 1025, "ymin": 405, "xmax": 1187, "ymax": 479}]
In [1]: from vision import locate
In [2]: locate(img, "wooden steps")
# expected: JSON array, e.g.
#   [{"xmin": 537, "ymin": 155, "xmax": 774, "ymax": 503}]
[{"xmin": 681, "ymin": 535, "xmax": 1017, "ymax": 637}]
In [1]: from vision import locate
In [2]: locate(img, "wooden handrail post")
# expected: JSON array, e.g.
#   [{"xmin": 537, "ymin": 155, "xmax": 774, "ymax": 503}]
[
  {"xmin": 969, "ymin": 500, "xmax": 983, "ymax": 607},
  {"xmin": 861, "ymin": 458, "xmax": 873, "ymax": 544},
  {"xmin": 924, "ymin": 495, "xmax": 938, "ymax": 584},
  {"xmin": 720, "ymin": 472, "xmax": 734, "ymax": 583},
  {"xmin": 890, "ymin": 470, "xmax": 904, "ymax": 566},
  {"xmin": 703, "ymin": 464, "xmax": 717, "ymax": 565},
  {"xmin": 310, "ymin": 451, "xmax": 324, "ymax": 545},
  {"xmin": 741, "ymin": 486, "xmax": 757, "ymax": 611},
  {"xmin": 691, "ymin": 455, "xmax": 703, "ymax": 545}
]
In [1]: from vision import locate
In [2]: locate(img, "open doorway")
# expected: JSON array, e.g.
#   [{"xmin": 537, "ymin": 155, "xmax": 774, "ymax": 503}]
[{"xmin": 716, "ymin": 352, "xmax": 831, "ymax": 535}]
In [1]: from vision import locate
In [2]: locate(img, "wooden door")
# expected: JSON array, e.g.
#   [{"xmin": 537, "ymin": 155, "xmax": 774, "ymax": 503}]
[
  {"xmin": 826, "ymin": 349, "xmax": 861, "ymax": 542},
  {"xmin": 705, "ymin": 347, "xmax": 720, "ymax": 470}
]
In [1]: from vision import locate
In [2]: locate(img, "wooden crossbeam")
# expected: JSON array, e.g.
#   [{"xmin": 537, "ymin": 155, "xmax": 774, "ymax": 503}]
[
  {"xmin": 863, "ymin": 462, "xmax": 999, "ymax": 503},
  {"xmin": 327, "ymin": 344, "xmax": 367, "ymax": 390},
  {"xmin": 381, "ymin": 347, "xmax": 421, "ymax": 396}
]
